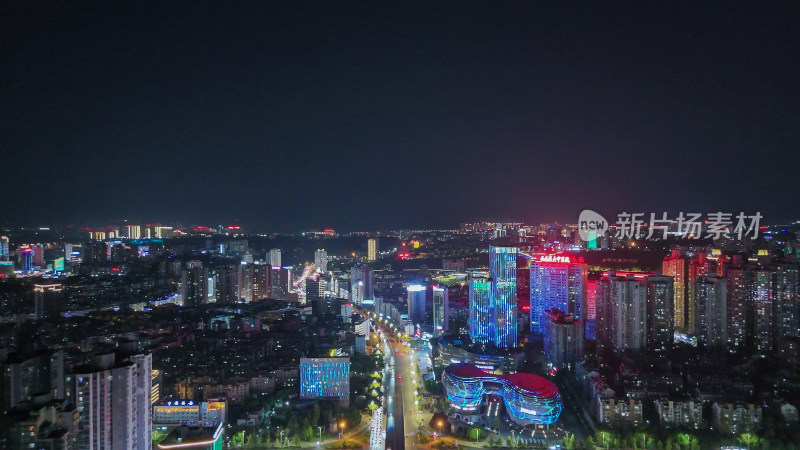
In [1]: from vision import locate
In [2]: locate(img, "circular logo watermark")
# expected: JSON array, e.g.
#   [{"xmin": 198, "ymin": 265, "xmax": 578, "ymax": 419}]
[{"xmin": 578, "ymin": 210, "xmax": 608, "ymax": 242}]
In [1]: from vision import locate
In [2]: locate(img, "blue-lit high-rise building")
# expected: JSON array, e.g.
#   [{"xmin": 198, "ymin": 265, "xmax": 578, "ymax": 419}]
[
  {"xmin": 0, "ymin": 236, "xmax": 9, "ymax": 261},
  {"xmin": 18, "ymin": 247, "xmax": 33, "ymax": 274},
  {"xmin": 299, "ymin": 357, "xmax": 350, "ymax": 406},
  {"xmin": 489, "ymin": 246, "xmax": 518, "ymax": 348},
  {"xmin": 468, "ymin": 274, "xmax": 491, "ymax": 344}
]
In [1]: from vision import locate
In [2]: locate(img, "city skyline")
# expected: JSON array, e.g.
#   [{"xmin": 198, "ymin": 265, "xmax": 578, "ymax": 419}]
[{"xmin": 4, "ymin": 2, "xmax": 800, "ymax": 449}]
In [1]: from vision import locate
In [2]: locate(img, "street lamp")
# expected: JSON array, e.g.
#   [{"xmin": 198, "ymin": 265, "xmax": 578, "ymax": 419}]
[
  {"xmin": 339, "ymin": 420, "xmax": 346, "ymax": 439},
  {"xmin": 317, "ymin": 426, "xmax": 322, "ymax": 442}
]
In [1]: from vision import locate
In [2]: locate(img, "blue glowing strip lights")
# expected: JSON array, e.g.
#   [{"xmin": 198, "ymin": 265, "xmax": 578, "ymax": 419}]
[
  {"xmin": 442, "ymin": 364, "xmax": 562, "ymax": 425},
  {"xmin": 468, "ymin": 278, "xmax": 491, "ymax": 344},
  {"xmin": 300, "ymin": 359, "xmax": 350, "ymax": 400},
  {"xmin": 490, "ymin": 246, "xmax": 517, "ymax": 348}
]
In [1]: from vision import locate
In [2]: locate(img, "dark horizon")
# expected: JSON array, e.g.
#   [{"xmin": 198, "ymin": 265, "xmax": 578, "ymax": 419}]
[{"xmin": 3, "ymin": 2, "xmax": 799, "ymax": 230}]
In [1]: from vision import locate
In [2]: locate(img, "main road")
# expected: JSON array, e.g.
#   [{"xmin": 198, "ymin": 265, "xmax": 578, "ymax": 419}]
[
  {"xmin": 386, "ymin": 339, "xmax": 423, "ymax": 450},
  {"xmin": 366, "ymin": 310, "xmax": 425, "ymax": 450}
]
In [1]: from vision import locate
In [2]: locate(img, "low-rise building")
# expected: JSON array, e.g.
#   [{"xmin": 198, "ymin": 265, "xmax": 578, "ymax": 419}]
[
  {"xmin": 713, "ymin": 403, "xmax": 762, "ymax": 434},
  {"xmin": 655, "ymin": 399, "xmax": 703, "ymax": 429},
  {"xmin": 153, "ymin": 399, "xmax": 227, "ymax": 425},
  {"xmin": 596, "ymin": 397, "xmax": 643, "ymax": 428}
]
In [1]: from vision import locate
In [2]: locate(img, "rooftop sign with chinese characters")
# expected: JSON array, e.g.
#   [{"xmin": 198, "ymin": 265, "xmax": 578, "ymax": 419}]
[{"xmin": 534, "ymin": 254, "xmax": 585, "ymax": 264}]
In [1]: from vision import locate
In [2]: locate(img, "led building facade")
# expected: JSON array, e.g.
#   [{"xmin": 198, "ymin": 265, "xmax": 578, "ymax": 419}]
[
  {"xmin": 0, "ymin": 236, "xmax": 8, "ymax": 260},
  {"xmin": 529, "ymin": 254, "xmax": 587, "ymax": 335},
  {"xmin": 489, "ymin": 246, "xmax": 517, "ymax": 348},
  {"xmin": 19, "ymin": 247, "xmax": 33, "ymax": 274},
  {"xmin": 126, "ymin": 225, "xmax": 141, "ymax": 239},
  {"xmin": 367, "ymin": 238, "xmax": 378, "ymax": 261},
  {"xmin": 468, "ymin": 274, "xmax": 491, "ymax": 344},
  {"xmin": 443, "ymin": 363, "xmax": 562, "ymax": 426},
  {"xmin": 662, "ymin": 251, "xmax": 715, "ymax": 335},
  {"xmin": 663, "ymin": 250, "xmax": 688, "ymax": 330},
  {"xmin": 299, "ymin": 357, "xmax": 350, "ymax": 406}
]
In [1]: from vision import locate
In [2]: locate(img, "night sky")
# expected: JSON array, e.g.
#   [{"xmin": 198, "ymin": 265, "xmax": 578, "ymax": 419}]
[{"xmin": 2, "ymin": 2, "xmax": 799, "ymax": 231}]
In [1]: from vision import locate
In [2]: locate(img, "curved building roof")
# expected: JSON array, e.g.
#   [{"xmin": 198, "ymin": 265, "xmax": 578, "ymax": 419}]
[{"xmin": 445, "ymin": 363, "xmax": 559, "ymax": 398}]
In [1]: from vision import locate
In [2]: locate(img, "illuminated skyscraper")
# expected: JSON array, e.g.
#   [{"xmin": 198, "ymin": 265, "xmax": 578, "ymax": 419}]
[
  {"xmin": 268, "ymin": 249, "xmax": 282, "ymax": 268},
  {"xmin": 489, "ymin": 246, "xmax": 517, "ymax": 348},
  {"xmin": 468, "ymin": 274, "xmax": 491, "ymax": 344},
  {"xmin": 407, "ymin": 284, "xmax": 427, "ymax": 325},
  {"xmin": 126, "ymin": 225, "xmax": 141, "ymax": 239},
  {"xmin": 367, "ymin": 238, "xmax": 378, "ymax": 261},
  {"xmin": 585, "ymin": 275, "xmax": 599, "ymax": 340},
  {"xmin": 0, "ymin": 236, "xmax": 9, "ymax": 261},
  {"xmin": 314, "ymin": 249, "xmax": 328, "ymax": 273},
  {"xmin": 686, "ymin": 253, "xmax": 713, "ymax": 334},
  {"xmin": 528, "ymin": 254, "xmax": 587, "ymax": 334},
  {"xmin": 32, "ymin": 244, "xmax": 44, "ymax": 267},
  {"xmin": 662, "ymin": 250, "xmax": 688, "ymax": 330},
  {"xmin": 18, "ymin": 247, "xmax": 33, "ymax": 274},
  {"xmin": 646, "ymin": 276, "xmax": 674, "ymax": 354},
  {"xmin": 153, "ymin": 226, "xmax": 173, "ymax": 238},
  {"xmin": 432, "ymin": 285, "xmax": 449, "ymax": 336},
  {"xmin": 299, "ymin": 357, "xmax": 350, "ymax": 406}
]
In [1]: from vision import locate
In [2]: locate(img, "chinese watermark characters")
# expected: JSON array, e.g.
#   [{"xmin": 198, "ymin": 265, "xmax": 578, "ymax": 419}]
[{"xmin": 578, "ymin": 210, "xmax": 763, "ymax": 241}]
